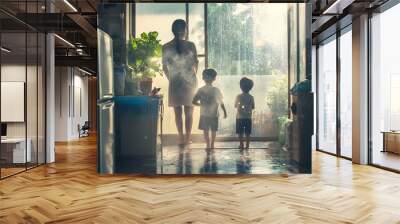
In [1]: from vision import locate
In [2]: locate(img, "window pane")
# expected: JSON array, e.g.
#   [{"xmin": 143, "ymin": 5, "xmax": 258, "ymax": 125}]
[
  {"xmin": 136, "ymin": 3, "xmax": 186, "ymax": 45},
  {"xmin": 136, "ymin": 3, "xmax": 188, "ymax": 134},
  {"xmin": 189, "ymin": 3, "xmax": 205, "ymax": 54},
  {"xmin": 371, "ymin": 4, "xmax": 400, "ymax": 171},
  {"xmin": 340, "ymin": 29, "xmax": 352, "ymax": 158},
  {"xmin": 312, "ymin": 45, "xmax": 317, "ymax": 150},
  {"xmin": 1, "ymin": 31, "xmax": 28, "ymax": 177},
  {"xmin": 38, "ymin": 33, "xmax": 46, "ymax": 165},
  {"xmin": 288, "ymin": 5, "xmax": 298, "ymax": 89},
  {"xmin": 27, "ymin": 31, "xmax": 38, "ymax": 168},
  {"xmin": 207, "ymin": 3, "xmax": 290, "ymax": 137},
  {"xmin": 318, "ymin": 37, "xmax": 337, "ymax": 154}
]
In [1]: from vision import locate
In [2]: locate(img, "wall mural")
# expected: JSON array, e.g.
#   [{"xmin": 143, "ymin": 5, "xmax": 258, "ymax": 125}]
[{"xmin": 97, "ymin": 3, "xmax": 313, "ymax": 175}]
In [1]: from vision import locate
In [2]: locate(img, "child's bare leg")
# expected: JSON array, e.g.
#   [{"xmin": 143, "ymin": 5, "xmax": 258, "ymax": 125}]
[
  {"xmin": 211, "ymin": 131, "xmax": 216, "ymax": 149},
  {"xmin": 245, "ymin": 133, "xmax": 250, "ymax": 149},
  {"xmin": 203, "ymin": 130, "xmax": 210, "ymax": 149},
  {"xmin": 239, "ymin": 133, "xmax": 244, "ymax": 149}
]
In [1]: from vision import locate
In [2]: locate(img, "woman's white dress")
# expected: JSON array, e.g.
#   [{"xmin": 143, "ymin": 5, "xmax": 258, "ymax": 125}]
[{"xmin": 162, "ymin": 40, "xmax": 198, "ymax": 107}]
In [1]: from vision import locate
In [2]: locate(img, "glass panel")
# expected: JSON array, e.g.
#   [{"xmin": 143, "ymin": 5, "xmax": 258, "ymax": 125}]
[
  {"xmin": 317, "ymin": 36, "xmax": 337, "ymax": 154},
  {"xmin": 25, "ymin": 0, "xmax": 40, "ymax": 169},
  {"xmin": 298, "ymin": 4, "xmax": 307, "ymax": 82},
  {"xmin": 312, "ymin": 45, "xmax": 317, "ymax": 150},
  {"xmin": 189, "ymin": 3, "xmax": 205, "ymax": 54},
  {"xmin": 207, "ymin": 3, "xmax": 289, "ymax": 137},
  {"xmin": 27, "ymin": 31, "xmax": 38, "ymax": 168},
  {"xmin": 288, "ymin": 5, "xmax": 298, "ymax": 89},
  {"xmin": 371, "ymin": 4, "xmax": 400, "ymax": 171},
  {"xmin": 136, "ymin": 3, "xmax": 187, "ymax": 134},
  {"xmin": 0, "ymin": 1, "xmax": 47, "ymax": 178},
  {"xmin": 136, "ymin": 3, "xmax": 186, "ymax": 45},
  {"xmin": 38, "ymin": 32, "xmax": 46, "ymax": 165},
  {"xmin": 339, "ymin": 28, "xmax": 352, "ymax": 158},
  {"xmin": 1, "ymin": 30, "xmax": 28, "ymax": 177}
]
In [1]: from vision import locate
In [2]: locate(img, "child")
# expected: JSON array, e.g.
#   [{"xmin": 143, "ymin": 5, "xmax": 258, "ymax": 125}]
[
  {"xmin": 193, "ymin": 69, "xmax": 227, "ymax": 149},
  {"xmin": 235, "ymin": 77, "xmax": 255, "ymax": 150}
]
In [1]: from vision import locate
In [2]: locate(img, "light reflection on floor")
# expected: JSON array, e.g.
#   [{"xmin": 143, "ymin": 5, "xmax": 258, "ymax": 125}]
[
  {"xmin": 158, "ymin": 141, "xmax": 295, "ymax": 174},
  {"xmin": 372, "ymin": 151, "xmax": 400, "ymax": 171}
]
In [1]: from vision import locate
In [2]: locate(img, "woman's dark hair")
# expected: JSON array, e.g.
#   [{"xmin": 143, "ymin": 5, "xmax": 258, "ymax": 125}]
[
  {"xmin": 172, "ymin": 19, "xmax": 187, "ymax": 54},
  {"xmin": 240, "ymin": 77, "xmax": 254, "ymax": 93}
]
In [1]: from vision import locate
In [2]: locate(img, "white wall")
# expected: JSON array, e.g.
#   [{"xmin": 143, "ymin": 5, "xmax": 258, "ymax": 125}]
[
  {"xmin": 55, "ymin": 67, "xmax": 89, "ymax": 141},
  {"xmin": 1, "ymin": 65, "xmax": 27, "ymax": 142},
  {"xmin": 1, "ymin": 63, "xmax": 46, "ymax": 164},
  {"xmin": 1, "ymin": 65, "xmax": 34, "ymax": 138},
  {"xmin": 55, "ymin": 66, "xmax": 69, "ymax": 141}
]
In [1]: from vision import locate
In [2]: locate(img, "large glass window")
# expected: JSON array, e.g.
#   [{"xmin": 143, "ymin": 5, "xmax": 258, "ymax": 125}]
[
  {"xmin": 207, "ymin": 3, "xmax": 290, "ymax": 137},
  {"xmin": 317, "ymin": 36, "xmax": 337, "ymax": 154},
  {"xmin": 316, "ymin": 27, "xmax": 353, "ymax": 159},
  {"xmin": 131, "ymin": 3, "xmax": 308, "ymax": 177},
  {"xmin": 136, "ymin": 3, "xmax": 191, "ymax": 134},
  {"xmin": 1, "ymin": 31, "xmax": 28, "ymax": 177},
  {"xmin": 136, "ymin": 3, "xmax": 304, "ymax": 138},
  {"xmin": 339, "ymin": 28, "xmax": 352, "ymax": 158},
  {"xmin": 371, "ymin": 3, "xmax": 400, "ymax": 171},
  {"xmin": 0, "ymin": 2, "xmax": 46, "ymax": 179}
]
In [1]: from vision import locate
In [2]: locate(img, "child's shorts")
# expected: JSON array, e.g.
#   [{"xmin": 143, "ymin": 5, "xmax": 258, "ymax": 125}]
[
  {"xmin": 199, "ymin": 116, "xmax": 218, "ymax": 131},
  {"xmin": 236, "ymin": 118, "xmax": 252, "ymax": 135}
]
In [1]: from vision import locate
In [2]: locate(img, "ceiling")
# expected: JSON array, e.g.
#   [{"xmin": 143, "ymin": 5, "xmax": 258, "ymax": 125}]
[
  {"xmin": 0, "ymin": 0, "xmax": 100, "ymax": 73},
  {"xmin": 0, "ymin": 0, "xmax": 393, "ymax": 74}
]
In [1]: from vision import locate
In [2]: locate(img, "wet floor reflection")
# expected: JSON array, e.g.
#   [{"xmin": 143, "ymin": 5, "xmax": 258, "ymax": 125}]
[
  {"xmin": 200, "ymin": 150, "xmax": 218, "ymax": 173},
  {"xmin": 236, "ymin": 149, "xmax": 252, "ymax": 174},
  {"xmin": 159, "ymin": 141, "xmax": 295, "ymax": 174}
]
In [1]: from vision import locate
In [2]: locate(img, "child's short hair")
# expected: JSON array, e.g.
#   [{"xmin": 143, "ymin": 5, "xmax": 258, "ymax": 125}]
[
  {"xmin": 240, "ymin": 77, "xmax": 254, "ymax": 93},
  {"xmin": 202, "ymin": 69, "xmax": 217, "ymax": 81}
]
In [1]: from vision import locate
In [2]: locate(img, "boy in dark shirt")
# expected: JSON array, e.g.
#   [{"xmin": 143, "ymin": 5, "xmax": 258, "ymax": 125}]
[{"xmin": 235, "ymin": 77, "xmax": 255, "ymax": 150}]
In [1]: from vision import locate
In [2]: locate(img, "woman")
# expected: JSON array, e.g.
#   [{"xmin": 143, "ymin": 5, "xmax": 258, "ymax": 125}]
[{"xmin": 162, "ymin": 19, "xmax": 199, "ymax": 146}]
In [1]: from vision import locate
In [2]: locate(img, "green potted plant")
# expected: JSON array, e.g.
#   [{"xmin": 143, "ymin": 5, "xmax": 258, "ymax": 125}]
[
  {"xmin": 266, "ymin": 75, "xmax": 289, "ymax": 138},
  {"xmin": 266, "ymin": 75, "xmax": 288, "ymax": 118},
  {"xmin": 127, "ymin": 31, "xmax": 163, "ymax": 95}
]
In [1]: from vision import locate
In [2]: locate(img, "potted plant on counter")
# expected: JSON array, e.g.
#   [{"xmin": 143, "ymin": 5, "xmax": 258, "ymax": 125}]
[{"xmin": 127, "ymin": 31, "xmax": 163, "ymax": 95}]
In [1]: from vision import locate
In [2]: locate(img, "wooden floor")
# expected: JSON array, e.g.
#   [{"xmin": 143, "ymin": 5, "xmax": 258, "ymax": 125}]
[
  {"xmin": 1, "ymin": 136, "xmax": 400, "ymax": 224},
  {"xmin": 372, "ymin": 151, "xmax": 400, "ymax": 171}
]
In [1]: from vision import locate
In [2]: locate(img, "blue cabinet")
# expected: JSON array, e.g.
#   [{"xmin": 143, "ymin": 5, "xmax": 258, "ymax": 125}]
[{"xmin": 114, "ymin": 96, "xmax": 162, "ymax": 173}]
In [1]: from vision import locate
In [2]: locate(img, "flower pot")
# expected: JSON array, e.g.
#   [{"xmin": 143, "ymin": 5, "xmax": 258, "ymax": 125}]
[
  {"xmin": 139, "ymin": 78, "xmax": 153, "ymax": 96},
  {"xmin": 124, "ymin": 75, "xmax": 140, "ymax": 96}
]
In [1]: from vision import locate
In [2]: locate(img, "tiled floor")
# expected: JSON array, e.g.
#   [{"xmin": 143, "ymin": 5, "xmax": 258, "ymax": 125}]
[{"xmin": 159, "ymin": 141, "xmax": 295, "ymax": 174}]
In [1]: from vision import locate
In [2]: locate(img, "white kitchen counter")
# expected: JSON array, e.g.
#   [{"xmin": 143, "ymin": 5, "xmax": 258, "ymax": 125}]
[{"xmin": 1, "ymin": 138, "xmax": 32, "ymax": 163}]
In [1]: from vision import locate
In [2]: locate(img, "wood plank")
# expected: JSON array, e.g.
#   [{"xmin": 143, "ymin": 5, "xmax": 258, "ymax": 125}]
[{"xmin": 0, "ymin": 135, "xmax": 399, "ymax": 223}]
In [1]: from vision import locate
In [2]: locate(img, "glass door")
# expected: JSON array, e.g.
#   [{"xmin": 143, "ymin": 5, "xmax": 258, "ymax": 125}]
[
  {"xmin": 317, "ymin": 35, "xmax": 337, "ymax": 155},
  {"xmin": 339, "ymin": 27, "xmax": 352, "ymax": 158},
  {"xmin": 370, "ymin": 4, "xmax": 400, "ymax": 171},
  {"xmin": 1, "ymin": 31, "xmax": 28, "ymax": 177}
]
